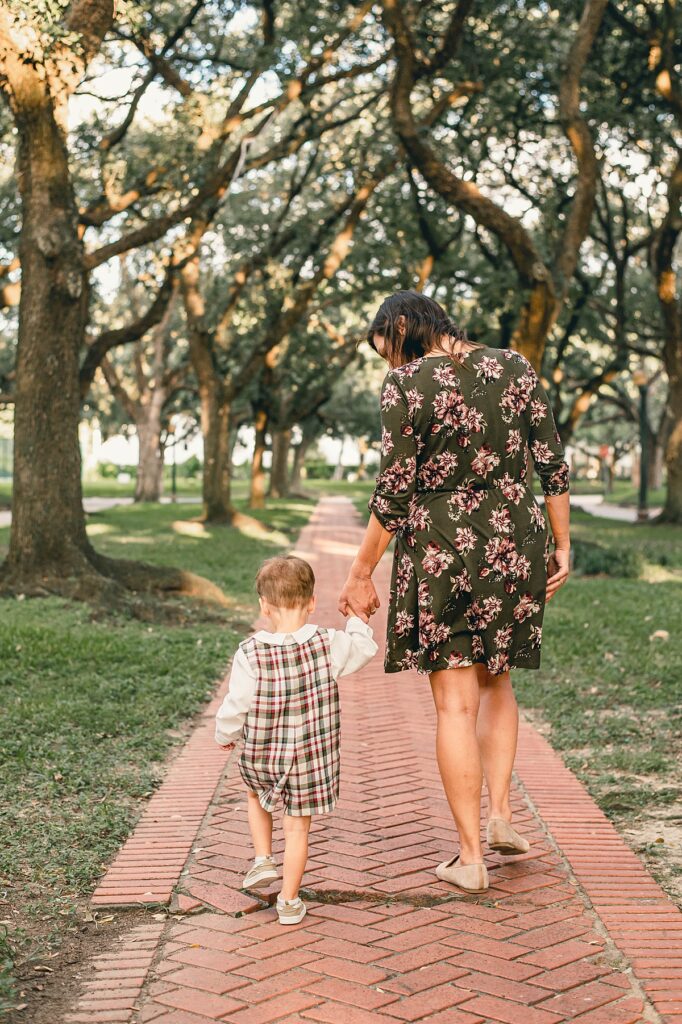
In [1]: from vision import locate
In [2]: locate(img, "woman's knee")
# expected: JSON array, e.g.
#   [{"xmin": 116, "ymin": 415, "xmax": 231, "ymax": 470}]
[{"xmin": 430, "ymin": 668, "xmax": 480, "ymax": 718}]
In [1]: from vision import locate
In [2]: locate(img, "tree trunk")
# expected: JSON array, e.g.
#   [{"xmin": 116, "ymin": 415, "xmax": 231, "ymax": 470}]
[
  {"xmin": 2, "ymin": 103, "xmax": 92, "ymax": 585},
  {"xmin": 659, "ymin": 365, "xmax": 682, "ymax": 522},
  {"xmin": 135, "ymin": 409, "xmax": 164, "ymax": 503},
  {"xmin": 200, "ymin": 380, "xmax": 234, "ymax": 522},
  {"xmin": 249, "ymin": 408, "xmax": 268, "ymax": 510},
  {"xmin": 290, "ymin": 437, "xmax": 314, "ymax": 493},
  {"xmin": 268, "ymin": 428, "xmax": 292, "ymax": 498}
]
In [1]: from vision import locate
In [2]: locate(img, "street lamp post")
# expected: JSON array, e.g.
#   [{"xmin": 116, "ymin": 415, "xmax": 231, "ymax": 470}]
[{"xmin": 632, "ymin": 369, "xmax": 649, "ymax": 522}]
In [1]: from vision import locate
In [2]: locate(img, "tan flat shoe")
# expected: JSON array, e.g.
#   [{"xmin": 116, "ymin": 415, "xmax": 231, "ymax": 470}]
[
  {"xmin": 436, "ymin": 855, "xmax": 489, "ymax": 893},
  {"xmin": 487, "ymin": 818, "xmax": 530, "ymax": 855}
]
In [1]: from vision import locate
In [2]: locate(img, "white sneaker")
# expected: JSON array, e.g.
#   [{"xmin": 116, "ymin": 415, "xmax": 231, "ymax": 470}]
[
  {"xmin": 276, "ymin": 895, "xmax": 306, "ymax": 925},
  {"xmin": 242, "ymin": 857, "xmax": 278, "ymax": 890}
]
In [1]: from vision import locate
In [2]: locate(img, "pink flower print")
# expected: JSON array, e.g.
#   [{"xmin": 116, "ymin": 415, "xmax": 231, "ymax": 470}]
[
  {"xmin": 418, "ymin": 458, "xmax": 447, "ymax": 490},
  {"xmin": 419, "ymin": 608, "xmax": 451, "ymax": 648},
  {"xmin": 514, "ymin": 592, "xmax": 540, "ymax": 622},
  {"xmin": 529, "ymin": 503, "xmax": 546, "ymax": 531},
  {"xmin": 465, "ymin": 407, "xmax": 486, "ymax": 433},
  {"xmin": 454, "ymin": 526, "xmax": 477, "ymax": 553},
  {"xmin": 448, "ymin": 651, "xmax": 474, "ymax": 668},
  {"xmin": 487, "ymin": 652, "xmax": 510, "ymax": 674},
  {"xmin": 417, "ymin": 579, "xmax": 431, "ymax": 608},
  {"xmin": 500, "ymin": 372, "xmax": 535, "ymax": 420},
  {"xmin": 400, "ymin": 649, "xmax": 420, "ymax": 670},
  {"xmin": 530, "ymin": 440, "xmax": 553, "ymax": 464},
  {"xmin": 395, "ymin": 610, "xmax": 415, "ymax": 637},
  {"xmin": 489, "ymin": 504, "xmax": 512, "ymax": 534},
  {"xmin": 505, "ymin": 429, "xmax": 522, "ymax": 455},
  {"xmin": 396, "ymin": 553, "xmax": 414, "ymax": 597},
  {"xmin": 405, "ymin": 388, "xmax": 424, "ymax": 414},
  {"xmin": 495, "ymin": 473, "xmax": 526, "ymax": 504},
  {"xmin": 418, "ymin": 452, "xmax": 458, "ymax": 490},
  {"xmin": 380, "ymin": 456, "xmax": 416, "ymax": 494},
  {"xmin": 381, "ymin": 382, "xmax": 401, "ymax": 410},
  {"xmin": 381, "ymin": 426, "xmax": 394, "ymax": 456},
  {"xmin": 370, "ymin": 494, "xmax": 392, "ymax": 519},
  {"xmin": 471, "ymin": 443, "xmax": 500, "ymax": 476},
  {"xmin": 433, "ymin": 363, "xmax": 458, "ymax": 387},
  {"xmin": 450, "ymin": 568, "xmax": 472, "ymax": 594},
  {"xmin": 530, "ymin": 625, "xmax": 542, "ymax": 648},
  {"xmin": 484, "ymin": 536, "xmax": 518, "ymax": 574},
  {"xmin": 545, "ymin": 463, "xmax": 570, "ymax": 495},
  {"xmin": 448, "ymin": 483, "xmax": 486, "ymax": 517},
  {"xmin": 407, "ymin": 497, "xmax": 431, "ymax": 532},
  {"xmin": 395, "ymin": 358, "xmax": 421, "ymax": 379},
  {"xmin": 494, "ymin": 624, "xmax": 514, "ymax": 650},
  {"xmin": 422, "ymin": 541, "xmax": 454, "ymax": 577},
  {"xmin": 465, "ymin": 596, "xmax": 502, "ymax": 631},
  {"xmin": 530, "ymin": 398, "xmax": 548, "ymax": 425},
  {"xmin": 433, "ymin": 388, "xmax": 465, "ymax": 424},
  {"xmin": 472, "ymin": 634, "xmax": 484, "ymax": 658},
  {"xmin": 477, "ymin": 356, "xmax": 504, "ymax": 382}
]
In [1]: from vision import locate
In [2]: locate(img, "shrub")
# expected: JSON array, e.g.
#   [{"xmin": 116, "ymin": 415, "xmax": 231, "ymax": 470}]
[
  {"xmin": 572, "ymin": 539, "xmax": 643, "ymax": 578},
  {"xmin": 305, "ymin": 459, "xmax": 335, "ymax": 479}
]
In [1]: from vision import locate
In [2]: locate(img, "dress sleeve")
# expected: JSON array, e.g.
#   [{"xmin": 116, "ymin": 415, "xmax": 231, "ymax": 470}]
[
  {"xmin": 214, "ymin": 647, "xmax": 257, "ymax": 746},
  {"xmin": 368, "ymin": 372, "xmax": 417, "ymax": 531},
  {"xmin": 525, "ymin": 371, "xmax": 570, "ymax": 497},
  {"xmin": 327, "ymin": 616, "xmax": 379, "ymax": 679}
]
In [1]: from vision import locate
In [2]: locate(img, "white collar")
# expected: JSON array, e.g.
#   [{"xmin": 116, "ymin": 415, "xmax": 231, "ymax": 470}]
[{"xmin": 252, "ymin": 623, "xmax": 319, "ymax": 646}]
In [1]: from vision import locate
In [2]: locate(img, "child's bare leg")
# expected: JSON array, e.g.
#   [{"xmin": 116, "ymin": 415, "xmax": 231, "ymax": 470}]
[
  {"xmin": 281, "ymin": 814, "xmax": 311, "ymax": 899},
  {"xmin": 247, "ymin": 791, "xmax": 273, "ymax": 858}
]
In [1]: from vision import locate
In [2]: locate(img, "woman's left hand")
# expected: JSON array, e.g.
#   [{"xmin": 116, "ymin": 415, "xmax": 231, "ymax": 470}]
[
  {"xmin": 546, "ymin": 547, "xmax": 570, "ymax": 601},
  {"xmin": 338, "ymin": 572, "xmax": 380, "ymax": 622}
]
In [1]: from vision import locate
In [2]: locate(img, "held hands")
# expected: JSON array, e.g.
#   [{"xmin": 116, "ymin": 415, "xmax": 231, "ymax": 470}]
[
  {"xmin": 546, "ymin": 547, "xmax": 570, "ymax": 601},
  {"xmin": 338, "ymin": 571, "xmax": 380, "ymax": 623}
]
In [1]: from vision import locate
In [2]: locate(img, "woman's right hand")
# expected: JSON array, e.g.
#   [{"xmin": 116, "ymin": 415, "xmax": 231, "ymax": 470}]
[{"xmin": 338, "ymin": 571, "xmax": 380, "ymax": 622}]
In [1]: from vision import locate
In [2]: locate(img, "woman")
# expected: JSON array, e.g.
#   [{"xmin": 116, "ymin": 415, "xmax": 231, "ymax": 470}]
[{"xmin": 338, "ymin": 291, "xmax": 570, "ymax": 893}]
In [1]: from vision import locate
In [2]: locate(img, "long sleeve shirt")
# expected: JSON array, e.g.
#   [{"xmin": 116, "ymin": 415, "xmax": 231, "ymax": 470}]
[{"xmin": 215, "ymin": 616, "xmax": 378, "ymax": 747}]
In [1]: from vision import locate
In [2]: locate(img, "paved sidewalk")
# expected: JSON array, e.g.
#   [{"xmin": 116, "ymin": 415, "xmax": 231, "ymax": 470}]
[{"xmin": 68, "ymin": 497, "xmax": 681, "ymax": 1024}]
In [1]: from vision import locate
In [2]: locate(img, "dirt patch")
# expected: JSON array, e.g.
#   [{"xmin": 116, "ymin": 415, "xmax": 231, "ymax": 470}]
[{"xmin": 3, "ymin": 906, "xmax": 160, "ymax": 1024}]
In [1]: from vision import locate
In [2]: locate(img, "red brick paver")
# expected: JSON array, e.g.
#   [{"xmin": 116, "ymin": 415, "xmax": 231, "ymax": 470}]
[{"xmin": 71, "ymin": 497, "xmax": 681, "ymax": 1024}]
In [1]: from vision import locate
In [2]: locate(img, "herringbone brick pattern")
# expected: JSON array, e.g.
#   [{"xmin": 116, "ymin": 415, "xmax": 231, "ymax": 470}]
[{"xmin": 71, "ymin": 497, "xmax": 681, "ymax": 1024}]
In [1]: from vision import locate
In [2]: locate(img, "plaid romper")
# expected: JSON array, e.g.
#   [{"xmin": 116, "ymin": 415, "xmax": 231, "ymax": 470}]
[{"xmin": 237, "ymin": 628, "xmax": 340, "ymax": 816}]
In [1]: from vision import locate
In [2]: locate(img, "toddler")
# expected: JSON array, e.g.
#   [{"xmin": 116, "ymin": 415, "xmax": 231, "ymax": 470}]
[{"xmin": 215, "ymin": 555, "xmax": 377, "ymax": 924}]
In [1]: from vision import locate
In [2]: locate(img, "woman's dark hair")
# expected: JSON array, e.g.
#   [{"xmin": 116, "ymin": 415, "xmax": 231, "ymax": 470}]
[{"xmin": 366, "ymin": 290, "xmax": 480, "ymax": 369}]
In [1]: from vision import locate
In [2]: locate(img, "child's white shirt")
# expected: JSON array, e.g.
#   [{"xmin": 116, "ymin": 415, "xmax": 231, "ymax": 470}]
[{"xmin": 215, "ymin": 616, "xmax": 378, "ymax": 747}]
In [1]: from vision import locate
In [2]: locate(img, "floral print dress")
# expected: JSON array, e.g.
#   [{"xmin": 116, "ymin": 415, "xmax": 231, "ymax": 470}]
[{"xmin": 368, "ymin": 348, "xmax": 570, "ymax": 676}]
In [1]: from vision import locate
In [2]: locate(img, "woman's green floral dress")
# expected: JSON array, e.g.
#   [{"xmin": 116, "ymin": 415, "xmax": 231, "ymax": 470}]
[{"xmin": 369, "ymin": 348, "xmax": 569, "ymax": 676}]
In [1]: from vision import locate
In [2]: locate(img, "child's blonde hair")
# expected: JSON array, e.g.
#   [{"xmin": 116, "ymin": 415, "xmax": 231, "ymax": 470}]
[{"xmin": 256, "ymin": 556, "xmax": 315, "ymax": 608}]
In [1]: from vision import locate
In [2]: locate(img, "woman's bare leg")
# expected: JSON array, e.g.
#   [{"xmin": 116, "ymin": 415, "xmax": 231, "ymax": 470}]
[
  {"xmin": 247, "ymin": 790, "xmax": 273, "ymax": 858},
  {"xmin": 281, "ymin": 814, "xmax": 312, "ymax": 900},
  {"xmin": 429, "ymin": 666, "xmax": 483, "ymax": 865},
  {"xmin": 476, "ymin": 667, "xmax": 518, "ymax": 822}
]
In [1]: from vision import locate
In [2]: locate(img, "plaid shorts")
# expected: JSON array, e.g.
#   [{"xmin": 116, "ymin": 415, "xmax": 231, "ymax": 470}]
[{"xmin": 238, "ymin": 628, "xmax": 340, "ymax": 816}]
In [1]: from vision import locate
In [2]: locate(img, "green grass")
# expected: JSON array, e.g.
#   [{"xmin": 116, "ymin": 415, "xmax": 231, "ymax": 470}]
[{"xmin": 0, "ymin": 494, "xmax": 315, "ymax": 1011}]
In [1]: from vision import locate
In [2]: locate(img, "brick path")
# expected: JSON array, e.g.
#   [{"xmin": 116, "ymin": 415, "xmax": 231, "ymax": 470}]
[{"xmin": 68, "ymin": 497, "xmax": 682, "ymax": 1024}]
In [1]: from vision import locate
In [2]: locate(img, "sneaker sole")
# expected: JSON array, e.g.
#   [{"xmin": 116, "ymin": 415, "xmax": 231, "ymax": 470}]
[
  {"xmin": 243, "ymin": 871, "xmax": 278, "ymax": 890},
  {"xmin": 278, "ymin": 906, "xmax": 307, "ymax": 925}
]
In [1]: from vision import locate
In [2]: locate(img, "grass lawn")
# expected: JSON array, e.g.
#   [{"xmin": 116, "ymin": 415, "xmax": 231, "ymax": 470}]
[{"xmin": 0, "ymin": 494, "xmax": 315, "ymax": 1012}]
